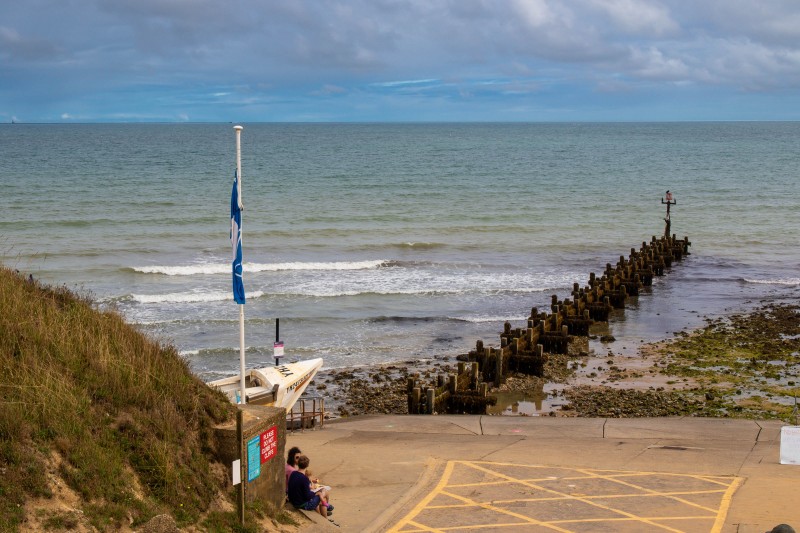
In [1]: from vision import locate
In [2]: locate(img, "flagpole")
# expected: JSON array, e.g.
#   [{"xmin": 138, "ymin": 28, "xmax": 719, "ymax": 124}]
[{"xmin": 234, "ymin": 125, "xmax": 246, "ymax": 404}]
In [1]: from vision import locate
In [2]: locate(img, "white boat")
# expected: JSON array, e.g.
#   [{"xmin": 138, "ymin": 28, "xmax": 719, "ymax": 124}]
[{"xmin": 210, "ymin": 358, "xmax": 323, "ymax": 410}]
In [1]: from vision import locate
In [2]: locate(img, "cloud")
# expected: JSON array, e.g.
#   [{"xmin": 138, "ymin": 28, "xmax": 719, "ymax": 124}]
[
  {"xmin": 371, "ymin": 79, "xmax": 439, "ymax": 88},
  {"xmin": 2, "ymin": 1, "xmax": 800, "ymax": 121},
  {"xmin": 629, "ymin": 46, "xmax": 692, "ymax": 82},
  {"xmin": 587, "ymin": 0, "xmax": 678, "ymax": 36},
  {"xmin": 0, "ymin": 25, "xmax": 60, "ymax": 61}
]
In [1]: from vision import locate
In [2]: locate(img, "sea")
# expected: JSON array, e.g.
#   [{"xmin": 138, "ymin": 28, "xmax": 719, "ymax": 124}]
[{"xmin": 1, "ymin": 122, "xmax": 798, "ymax": 383}]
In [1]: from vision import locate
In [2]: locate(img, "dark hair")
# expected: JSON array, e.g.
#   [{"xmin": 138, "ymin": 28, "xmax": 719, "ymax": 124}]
[
  {"xmin": 296, "ymin": 455, "xmax": 310, "ymax": 470},
  {"xmin": 287, "ymin": 446, "xmax": 302, "ymax": 466}
]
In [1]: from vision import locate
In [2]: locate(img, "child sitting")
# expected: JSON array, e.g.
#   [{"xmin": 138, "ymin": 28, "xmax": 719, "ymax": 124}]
[{"xmin": 287, "ymin": 455, "xmax": 333, "ymax": 518}]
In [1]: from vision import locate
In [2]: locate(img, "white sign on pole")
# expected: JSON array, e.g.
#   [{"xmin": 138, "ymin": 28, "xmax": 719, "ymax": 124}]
[
  {"xmin": 232, "ymin": 459, "xmax": 241, "ymax": 485},
  {"xmin": 780, "ymin": 426, "xmax": 800, "ymax": 465}
]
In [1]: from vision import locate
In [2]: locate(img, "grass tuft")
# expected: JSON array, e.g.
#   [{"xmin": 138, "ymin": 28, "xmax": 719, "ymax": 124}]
[{"xmin": 0, "ymin": 266, "xmax": 237, "ymax": 530}]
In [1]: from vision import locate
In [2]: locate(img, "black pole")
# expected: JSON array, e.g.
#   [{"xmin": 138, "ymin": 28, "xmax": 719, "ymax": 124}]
[
  {"xmin": 661, "ymin": 191, "xmax": 676, "ymax": 238},
  {"xmin": 274, "ymin": 318, "xmax": 281, "ymax": 366}
]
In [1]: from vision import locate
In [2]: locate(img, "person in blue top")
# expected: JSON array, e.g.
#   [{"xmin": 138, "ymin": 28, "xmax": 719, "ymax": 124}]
[{"xmin": 287, "ymin": 455, "xmax": 332, "ymax": 517}]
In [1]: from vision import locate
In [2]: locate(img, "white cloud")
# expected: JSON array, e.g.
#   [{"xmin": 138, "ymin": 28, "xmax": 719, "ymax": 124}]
[
  {"xmin": 588, "ymin": 0, "xmax": 678, "ymax": 36},
  {"xmin": 629, "ymin": 46, "xmax": 691, "ymax": 81},
  {"xmin": 511, "ymin": 0, "xmax": 558, "ymax": 28},
  {"xmin": 703, "ymin": 38, "xmax": 800, "ymax": 90}
]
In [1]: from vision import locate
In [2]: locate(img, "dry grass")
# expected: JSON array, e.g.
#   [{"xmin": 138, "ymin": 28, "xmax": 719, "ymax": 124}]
[{"xmin": 0, "ymin": 266, "xmax": 237, "ymax": 531}]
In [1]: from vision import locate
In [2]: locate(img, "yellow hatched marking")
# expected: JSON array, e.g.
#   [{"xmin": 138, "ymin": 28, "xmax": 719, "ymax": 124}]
[
  {"xmin": 570, "ymin": 466, "xmax": 721, "ymax": 513},
  {"xmin": 388, "ymin": 461, "xmax": 741, "ymax": 533},
  {"xmin": 425, "ymin": 488, "xmax": 728, "ymax": 510},
  {"xmin": 463, "ymin": 461, "xmax": 685, "ymax": 532},
  {"xmin": 549, "ymin": 516, "xmax": 717, "ymax": 524},
  {"xmin": 387, "ymin": 461, "xmax": 454, "ymax": 533},
  {"xmin": 439, "ymin": 488, "xmax": 574, "ymax": 532},
  {"xmin": 405, "ymin": 520, "xmax": 446, "ymax": 533}
]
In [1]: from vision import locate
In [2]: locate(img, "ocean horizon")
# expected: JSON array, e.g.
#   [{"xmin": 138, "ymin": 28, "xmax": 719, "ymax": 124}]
[{"xmin": 2, "ymin": 122, "xmax": 798, "ymax": 381}]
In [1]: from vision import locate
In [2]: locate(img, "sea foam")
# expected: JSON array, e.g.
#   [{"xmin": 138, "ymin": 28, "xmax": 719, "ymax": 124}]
[
  {"xmin": 131, "ymin": 260, "xmax": 388, "ymax": 276},
  {"xmin": 743, "ymin": 278, "xmax": 800, "ymax": 286},
  {"xmin": 132, "ymin": 290, "xmax": 265, "ymax": 304}
]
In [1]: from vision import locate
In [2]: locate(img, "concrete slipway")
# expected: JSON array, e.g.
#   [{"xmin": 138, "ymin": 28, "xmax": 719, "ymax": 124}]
[{"xmin": 287, "ymin": 415, "xmax": 798, "ymax": 533}]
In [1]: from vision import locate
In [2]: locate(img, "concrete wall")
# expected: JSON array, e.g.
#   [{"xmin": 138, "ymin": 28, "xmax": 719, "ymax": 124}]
[{"xmin": 215, "ymin": 405, "xmax": 287, "ymax": 511}]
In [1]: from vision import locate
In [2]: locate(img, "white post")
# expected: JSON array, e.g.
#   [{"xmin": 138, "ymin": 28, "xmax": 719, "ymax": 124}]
[{"xmin": 234, "ymin": 125, "xmax": 246, "ymax": 404}]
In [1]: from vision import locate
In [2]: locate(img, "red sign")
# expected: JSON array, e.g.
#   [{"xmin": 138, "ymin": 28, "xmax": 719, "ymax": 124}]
[{"xmin": 260, "ymin": 425, "xmax": 278, "ymax": 464}]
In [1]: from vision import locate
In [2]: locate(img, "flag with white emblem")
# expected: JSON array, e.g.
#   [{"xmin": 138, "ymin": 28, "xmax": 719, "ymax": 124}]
[{"xmin": 230, "ymin": 170, "xmax": 245, "ymax": 304}]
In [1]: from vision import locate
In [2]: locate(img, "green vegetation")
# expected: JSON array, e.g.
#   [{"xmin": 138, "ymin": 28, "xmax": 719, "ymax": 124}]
[
  {"xmin": 0, "ymin": 266, "xmax": 237, "ymax": 530},
  {"xmin": 657, "ymin": 302, "xmax": 800, "ymax": 420},
  {"xmin": 546, "ymin": 303, "xmax": 799, "ymax": 419}
]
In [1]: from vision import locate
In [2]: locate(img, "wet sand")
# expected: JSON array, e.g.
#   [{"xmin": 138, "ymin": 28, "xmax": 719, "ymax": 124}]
[{"xmin": 306, "ymin": 301, "xmax": 799, "ymax": 421}]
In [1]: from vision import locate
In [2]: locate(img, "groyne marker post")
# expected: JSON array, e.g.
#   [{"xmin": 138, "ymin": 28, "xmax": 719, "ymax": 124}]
[{"xmin": 661, "ymin": 190, "xmax": 676, "ymax": 238}]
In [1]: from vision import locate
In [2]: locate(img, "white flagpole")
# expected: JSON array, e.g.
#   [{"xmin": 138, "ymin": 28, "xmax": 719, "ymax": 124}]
[{"xmin": 234, "ymin": 125, "xmax": 246, "ymax": 404}]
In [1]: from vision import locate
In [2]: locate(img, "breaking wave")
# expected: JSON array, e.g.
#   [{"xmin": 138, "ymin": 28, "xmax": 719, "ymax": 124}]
[
  {"xmin": 743, "ymin": 277, "xmax": 800, "ymax": 286},
  {"xmin": 130, "ymin": 290, "xmax": 265, "ymax": 304},
  {"xmin": 130, "ymin": 259, "xmax": 389, "ymax": 276}
]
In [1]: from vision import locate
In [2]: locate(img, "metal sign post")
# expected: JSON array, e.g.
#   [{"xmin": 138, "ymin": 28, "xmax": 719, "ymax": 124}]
[
  {"xmin": 274, "ymin": 318, "xmax": 284, "ymax": 366},
  {"xmin": 661, "ymin": 190, "xmax": 676, "ymax": 237}
]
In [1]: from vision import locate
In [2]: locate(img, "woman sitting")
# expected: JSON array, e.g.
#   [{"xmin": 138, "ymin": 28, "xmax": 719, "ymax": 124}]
[{"xmin": 285, "ymin": 446, "xmax": 302, "ymax": 493}]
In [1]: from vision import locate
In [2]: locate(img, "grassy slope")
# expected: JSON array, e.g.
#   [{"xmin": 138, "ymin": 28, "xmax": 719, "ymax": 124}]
[{"xmin": 0, "ymin": 266, "xmax": 238, "ymax": 531}]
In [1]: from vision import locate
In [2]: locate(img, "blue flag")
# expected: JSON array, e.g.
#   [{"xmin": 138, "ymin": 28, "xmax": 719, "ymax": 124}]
[{"xmin": 230, "ymin": 170, "xmax": 245, "ymax": 304}]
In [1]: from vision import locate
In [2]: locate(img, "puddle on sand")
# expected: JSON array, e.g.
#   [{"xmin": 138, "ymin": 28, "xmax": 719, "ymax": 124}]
[{"xmin": 487, "ymin": 385, "xmax": 564, "ymax": 416}]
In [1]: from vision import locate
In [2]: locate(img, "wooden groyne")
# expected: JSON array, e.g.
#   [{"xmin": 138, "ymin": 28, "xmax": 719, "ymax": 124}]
[
  {"xmin": 407, "ymin": 362, "xmax": 496, "ymax": 415},
  {"xmin": 407, "ymin": 233, "xmax": 691, "ymax": 414}
]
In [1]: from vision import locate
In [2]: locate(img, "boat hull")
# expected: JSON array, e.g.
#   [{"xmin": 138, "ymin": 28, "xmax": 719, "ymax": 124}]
[{"xmin": 209, "ymin": 358, "xmax": 323, "ymax": 410}]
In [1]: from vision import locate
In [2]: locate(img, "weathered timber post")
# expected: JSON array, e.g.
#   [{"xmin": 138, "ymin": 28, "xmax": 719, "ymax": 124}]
[
  {"xmin": 533, "ymin": 344, "xmax": 545, "ymax": 376},
  {"xmin": 495, "ymin": 346, "xmax": 503, "ymax": 386},
  {"xmin": 411, "ymin": 387, "xmax": 421, "ymax": 414}
]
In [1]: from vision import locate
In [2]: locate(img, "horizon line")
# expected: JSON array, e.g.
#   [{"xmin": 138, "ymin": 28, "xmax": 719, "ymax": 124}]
[{"xmin": 3, "ymin": 119, "xmax": 800, "ymax": 126}]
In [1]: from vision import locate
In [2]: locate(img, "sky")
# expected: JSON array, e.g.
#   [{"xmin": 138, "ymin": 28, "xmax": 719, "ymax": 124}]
[{"xmin": 2, "ymin": 0, "xmax": 800, "ymax": 123}]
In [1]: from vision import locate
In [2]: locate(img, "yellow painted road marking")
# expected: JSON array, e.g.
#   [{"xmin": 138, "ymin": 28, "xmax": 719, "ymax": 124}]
[
  {"xmin": 387, "ymin": 461, "xmax": 741, "ymax": 533},
  {"xmin": 463, "ymin": 461, "xmax": 685, "ymax": 532},
  {"xmin": 570, "ymin": 466, "xmax": 720, "ymax": 513},
  {"xmin": 711, "ymin": 476, "xmax": 742, "ymax": 533}
]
